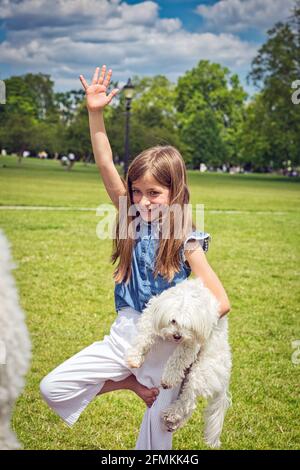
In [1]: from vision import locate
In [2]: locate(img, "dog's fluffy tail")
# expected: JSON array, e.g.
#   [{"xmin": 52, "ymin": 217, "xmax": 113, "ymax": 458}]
[{"xmin": 203, "ymin": 389, "xmax": 232, "ymax": 448}]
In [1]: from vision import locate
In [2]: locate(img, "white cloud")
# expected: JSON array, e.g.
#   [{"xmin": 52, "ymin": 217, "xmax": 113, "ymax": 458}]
[
  {"xmin": 121, "ymin": 1, "xmax": 158, "ymax": 24},
  {"xmin": 196, "ymin": 0, "xmax": 295, "ymax": 32},
  {"xmin": 0, "ymin": 0, "xmax": 259, "ymax": 92},
  {"xmin": 0, "ymin": 0, "xmax": 113, "ymax": 21}
]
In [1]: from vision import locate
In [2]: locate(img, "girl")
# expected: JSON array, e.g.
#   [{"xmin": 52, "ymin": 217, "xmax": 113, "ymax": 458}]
[{"xmin": 40, "ymin": 65, "xmax": 231, "ymax": 450}]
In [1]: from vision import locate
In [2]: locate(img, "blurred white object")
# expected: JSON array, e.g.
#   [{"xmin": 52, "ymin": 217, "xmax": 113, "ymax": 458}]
[
  {"xmin": 61, "ymin": 155, "xmax": 69, "ymax": 166},
  {"xmin": 0, "ymin": 230, "xmax": 31, "ymax": 450},
  {"xmin": 38, "ymin": 151, "xmax": 48, "ymax": 159}
]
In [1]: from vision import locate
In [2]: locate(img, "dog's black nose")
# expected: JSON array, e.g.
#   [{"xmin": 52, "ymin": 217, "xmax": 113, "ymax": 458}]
[{"xmin": 173, "ymin": 334, "xmax": 182, "ymax": 340}]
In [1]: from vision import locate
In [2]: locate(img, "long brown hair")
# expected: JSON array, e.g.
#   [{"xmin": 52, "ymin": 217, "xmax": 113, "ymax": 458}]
[{"xmin": 111, "ymin": 145, "xmax": 196, "ymax": 284}]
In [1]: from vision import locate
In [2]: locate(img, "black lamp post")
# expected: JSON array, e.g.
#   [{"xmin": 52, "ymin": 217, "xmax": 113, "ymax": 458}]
[{"xmin": 123, "ymin": 78, "xmax": 134, "ymax": 177}]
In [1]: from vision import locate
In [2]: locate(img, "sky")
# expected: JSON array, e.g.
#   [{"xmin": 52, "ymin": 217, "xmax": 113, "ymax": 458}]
[{"xmin": 0, "ymin": 0, "xmax": 296, "ymax": 96}]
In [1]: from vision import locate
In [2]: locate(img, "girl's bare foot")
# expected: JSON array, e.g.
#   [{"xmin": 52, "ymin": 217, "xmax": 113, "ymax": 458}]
[
  {"xmin": 134, "ymin": 380, "xmax": 160, "ymax": 408},
  {"xmin": 98, "ymin": 375, "xmax": 160, "ymax": 408}
]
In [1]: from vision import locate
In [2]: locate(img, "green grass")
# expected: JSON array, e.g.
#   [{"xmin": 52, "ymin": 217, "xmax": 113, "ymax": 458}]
[{"xmin": 0, "ymin": 154, "xmax": 299, "ymax": 450}]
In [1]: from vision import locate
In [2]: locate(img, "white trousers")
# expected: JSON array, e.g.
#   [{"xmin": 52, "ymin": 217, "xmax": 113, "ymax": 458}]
[{"xmin": 40, "ymin": 307, "xmax": 181, "ymax": 450}]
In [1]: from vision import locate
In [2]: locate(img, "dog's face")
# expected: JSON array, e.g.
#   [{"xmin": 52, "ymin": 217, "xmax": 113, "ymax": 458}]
[
  {"xmin": 158, "ymin": 316, "xmax": 200, "ymax": 344},
  {"xmin": 150, "ymin": 278, "xmax": 221, "ymax": 345}
]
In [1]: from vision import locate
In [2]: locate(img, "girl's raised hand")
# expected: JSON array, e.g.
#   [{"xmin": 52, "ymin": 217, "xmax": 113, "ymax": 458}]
[{"xmin": 79, "ymin": 65, "xmax": 119, "ymax": 112}]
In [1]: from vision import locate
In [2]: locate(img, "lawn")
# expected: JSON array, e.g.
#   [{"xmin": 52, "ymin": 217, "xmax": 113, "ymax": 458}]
[{"xmin": 0, "ymin": 154, "xmax": 299, "ymax": 450}]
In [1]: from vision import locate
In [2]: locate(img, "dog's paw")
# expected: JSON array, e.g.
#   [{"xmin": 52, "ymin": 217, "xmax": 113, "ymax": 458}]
[
  {"xmin": 161, "ymin": 380, "xmax": 173, "ymax": 389},
  {"xmin": 125, "ymin": 351, "xmax": 145, "ymax": 369},
  {"xmin": 161, "ymin": 372, "xmax": 181, "ymax": 389},
  {"xmin": 161, "ymin": 408, "xmax": 184, "ymax": 433}
]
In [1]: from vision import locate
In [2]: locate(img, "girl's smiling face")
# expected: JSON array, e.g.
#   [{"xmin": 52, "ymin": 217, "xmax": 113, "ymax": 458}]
[{"xmin": 131, "ymin": 171, "xmax": 170, "ymax": 222}]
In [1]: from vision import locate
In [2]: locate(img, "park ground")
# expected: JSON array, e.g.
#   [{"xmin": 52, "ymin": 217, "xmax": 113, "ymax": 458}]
[{"xmin": 0, "ymin": 155, "xmax": 299, "ymax": 450}]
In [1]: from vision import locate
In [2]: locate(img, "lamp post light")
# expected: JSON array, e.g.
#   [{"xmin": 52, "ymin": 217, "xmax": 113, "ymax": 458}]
[{"xmin": 123, "ymin": 78, "xmax": 134, "ymax": 177}]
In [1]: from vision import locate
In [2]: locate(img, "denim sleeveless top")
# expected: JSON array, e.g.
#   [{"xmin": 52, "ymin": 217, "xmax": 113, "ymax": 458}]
[{"xmin": 114, "ymin": 218, "xmax": 211, "ymax": 314}]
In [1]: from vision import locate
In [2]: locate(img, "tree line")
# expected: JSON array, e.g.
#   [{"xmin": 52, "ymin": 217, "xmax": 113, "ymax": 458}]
[{"xmin": 0, "ymin": 2, "xmax": 299, "ymax": 172}]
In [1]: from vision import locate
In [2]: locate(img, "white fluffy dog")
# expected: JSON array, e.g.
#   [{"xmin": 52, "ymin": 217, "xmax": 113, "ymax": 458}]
[
  {"xmin": 0, "ymin": 229, "xmax": 31, "ymax": 449},
  {"xmin": 126, "ymin": 277, "xmax": 232, "ymax": 448}
]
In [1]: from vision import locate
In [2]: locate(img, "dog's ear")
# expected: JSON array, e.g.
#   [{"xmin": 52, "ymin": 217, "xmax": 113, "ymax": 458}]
[
  {"xmin": 151, "ymin": 301, "xmax": 165, "ymax": 333},
  {"xmin": 141, "ymin": 295, "xmax": 162, "ymax": 332}
]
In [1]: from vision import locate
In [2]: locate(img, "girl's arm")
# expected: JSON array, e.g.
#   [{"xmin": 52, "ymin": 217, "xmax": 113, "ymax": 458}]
[
  {"xmin": 185, "ymin": 246, "xmax": 231, "ymax": 318},
  {"xmin": 80, "ymin": 66, "xmax": 126, "ymax": 209},
  {"xmin": 88, "ymin": 109, "xmax": 126, "ymax": 209}
]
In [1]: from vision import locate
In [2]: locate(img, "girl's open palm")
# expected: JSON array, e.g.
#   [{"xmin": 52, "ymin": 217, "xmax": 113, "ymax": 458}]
[{"xmin": 79, "ymin": 65, "xmax": 119, "ymax": 112}]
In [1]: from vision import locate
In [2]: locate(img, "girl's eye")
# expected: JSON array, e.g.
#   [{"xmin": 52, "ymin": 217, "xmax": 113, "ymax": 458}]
[{"xmin": 132, "ymin": 190, "xmax": 159, "ymax": 196}]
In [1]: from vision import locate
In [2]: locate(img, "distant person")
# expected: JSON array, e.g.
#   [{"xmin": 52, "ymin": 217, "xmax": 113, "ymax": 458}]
[
  {"xmin": 60, "ymin": 155, "xmax": 69, "ymax": 169},
  {"xmin": 199, "ymin": 162, "xmax": 207, "ymax": 173},
  {"xmin": 67, "ymin": 152, "xmax": 76, "ymax": 170},
  {"xmin": 38, "ymin": 151, "xmax": 48, "ymax": 159}
]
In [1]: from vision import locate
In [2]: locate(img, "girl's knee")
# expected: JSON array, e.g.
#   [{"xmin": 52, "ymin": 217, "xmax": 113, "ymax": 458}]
[{"xmin": 40, "ymin": 373, "xmax": 60, "ymax": 404}]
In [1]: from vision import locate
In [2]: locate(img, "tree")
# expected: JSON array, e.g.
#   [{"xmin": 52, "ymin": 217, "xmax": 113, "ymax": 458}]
[
  {"xmin": 0, "ymin": 73, "xmax": 64, "ymax": 155},
  {"xmin": 66, "ymin": 101, "xmax": 92, "ymax": 158},
  {"xmin": 131, "ymin": 75, "xmax": 178, "ymax": 131},
  {"xmin": 54, "ymin": 89, "xmax": 85, "ymax": 125},
  {"xmin": 238, "ymin": 95, "xmax": 272, "ymax": 170},
  {"xmin": 0, "ymin": 76, "xmax": 38, "ymax": 154},
  {"xmin": 104, "ymin": 74, "xmax": 183, "ymax": 164},
  {"xmin": 178, "ymin": 92, "xmax": 226, "ymax": 167},
  {"xmin": 247, "ymin": 1, "xmax": 300, "ymax": 167},
  {"xmin": 23, "ymin": 73, "xmax": 59, "ymax": 122},
  {"xmin": 175, "ymin": 60, "xmax": 247, "ymax": 167}
]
